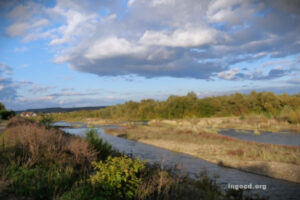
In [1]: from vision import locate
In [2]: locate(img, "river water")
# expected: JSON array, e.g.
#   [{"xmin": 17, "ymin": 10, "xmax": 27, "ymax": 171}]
[
  {"xmin": 217, "ymin": 128, "xmax": 300, "ymax": 146},
  {"xmin": 55, "ymin": 122, "xmax": 300, "ymax": 200}
]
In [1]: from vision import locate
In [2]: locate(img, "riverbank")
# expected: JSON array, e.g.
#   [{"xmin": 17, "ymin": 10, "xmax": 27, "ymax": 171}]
[
  {"xmin": 52, "ymin": 114, "xmax": 300, "ymax": 133},
  {"xmin": 147, "ymin": 117, "xmax": 300, "ymax": 133},
  {"xmin": 105, "ymin": 121, "xmax": 300, "ymax": 183},
  {"xmin": 0, "ymin": 117, "xmax": 267, "ymax": 200}
]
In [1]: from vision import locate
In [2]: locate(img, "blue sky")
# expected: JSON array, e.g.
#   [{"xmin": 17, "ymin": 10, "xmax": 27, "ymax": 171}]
[{"xmin": 0, "ymin": 0, "xmax": 299, "ymax": 110}]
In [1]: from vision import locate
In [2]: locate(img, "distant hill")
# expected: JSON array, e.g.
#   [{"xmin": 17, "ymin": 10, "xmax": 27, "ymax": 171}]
[{"xmin": 17, "ymin": 106, "xmax": 106, "ymax": 114}]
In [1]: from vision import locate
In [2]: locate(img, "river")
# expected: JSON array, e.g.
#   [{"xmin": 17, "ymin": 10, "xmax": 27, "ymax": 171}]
[
  {"xmin": 55, "ymin": 122, "xmax": 300, "ymax": 200},
  {"xmin": 216, "ymin": 128, "xmax": 300, "ymax": 146}
]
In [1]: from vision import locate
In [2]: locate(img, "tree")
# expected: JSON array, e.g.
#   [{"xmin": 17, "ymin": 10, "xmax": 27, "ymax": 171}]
[{"xmin": 0, "ymin": 102, "xmax": 5, "ymax": 111}]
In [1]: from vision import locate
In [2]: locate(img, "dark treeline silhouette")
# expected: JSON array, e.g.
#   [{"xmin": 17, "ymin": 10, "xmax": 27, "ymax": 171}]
[
  {"xmin": 0, "ymin": 102, "xmax": 16, "ymax": 120},
  {"xmin": 54, "ymin": 91, "xmax": 300, "ymax": 123}
]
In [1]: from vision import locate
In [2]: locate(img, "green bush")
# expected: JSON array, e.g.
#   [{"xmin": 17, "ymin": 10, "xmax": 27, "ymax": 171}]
[
  {"xmin": 86, "ymin": 128, "xmax": 115, "ymax": 160},
  {"xmin": 38, "ymin": 114, "xmax": 53, "ymax": 128},
  {"xmin": 60, "ymin": 182, "xmax": 105, "ymax": 200},
  {"xmin": 7, "ymin": 165, "xmax": 76, "ymax": 199},
  {"xmin": 0, "ymin": 110, "xmax": 16, "ymax": 120},
  {"xmin": 90, "ymin": 156, "xmax": 145, "ymax": 199}
]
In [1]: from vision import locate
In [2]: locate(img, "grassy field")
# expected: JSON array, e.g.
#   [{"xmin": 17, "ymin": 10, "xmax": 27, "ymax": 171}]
[
  {"xmin": 105, "ymin": 120, "xmax": 300, "ymax": 183},
  {"xmin": 145, "ymin": 116, "xmax": 300, "ymax": 133}
]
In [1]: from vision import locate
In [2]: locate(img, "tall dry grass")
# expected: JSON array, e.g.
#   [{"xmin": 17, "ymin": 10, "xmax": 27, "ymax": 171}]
[{"xmin": 1, "ymin": 117, "xmax": 97, "ymax": 170}]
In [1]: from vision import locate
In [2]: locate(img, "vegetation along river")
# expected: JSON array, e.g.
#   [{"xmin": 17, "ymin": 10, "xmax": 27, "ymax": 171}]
[{"xmin": 55, "ymin": 121, "xmax": 300, "ymax": 200}]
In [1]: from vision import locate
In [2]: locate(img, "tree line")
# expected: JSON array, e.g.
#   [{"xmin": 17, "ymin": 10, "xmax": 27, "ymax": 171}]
[
  {"xmin": 0, "ymin": 102, "xmax": 16, "ymax": 120},
  {"xmin": 53, "ymin": 91, "xmax": 300, "ymax": 123}
]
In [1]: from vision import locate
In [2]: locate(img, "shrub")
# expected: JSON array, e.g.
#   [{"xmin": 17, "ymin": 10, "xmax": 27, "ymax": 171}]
[
  {"xmin": 278, "ymin": 106, "xmax": 300, "ymax": 124},
  {"xmin": 2, "ymin": 118, "xmax": 97, "ymax": 169},
  {"xmin": 0, "ymin": 118, "xmax": 100, "ymax": 199},
  {"xmin": 60, "ymin": 181, "xmax": 105, "ymax": 200},
  {"xmin": 137, "ymin": 166, "xmax": 175, "ymax": 200},
  {"xmin": 39, "ymin": 114, "xmax": 53, "ymax": 128},
  {"xmin": 193, "ymin": 172, "xmax": 223, "ymax": 200},
  {"xmin": 0, "ymin": 110, "xmax": 16, "ymax": 120},
  {"xmin": 239, "ymin": 114, "xmax": 245, "ymax": 120},
  {"xmin": 90, "ymin": 156, "xmax": 145, "ymax": 199},
  {"xmin": 86, "ymin": 128, "xmax": 115, "ymax": 160},
  {"xmin": 6, "ymin": 116, "xmax": 31, "ymax": 127},
  {"xmin": 7, "ymin": 165, "xmax": 76, "ymax": 200}
]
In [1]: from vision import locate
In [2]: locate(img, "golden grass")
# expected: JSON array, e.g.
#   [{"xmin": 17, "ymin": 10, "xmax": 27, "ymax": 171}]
[
  {"xmin": 148, "ymin": 115, "xmax": 300, "ymax": 133},
  {"xmin": 1, "ymin": 117, "xmax": 97, "ymax": 169},
  {"xmin": 106, "ymin": 123, "xmax": 300, "ymax": 182}
]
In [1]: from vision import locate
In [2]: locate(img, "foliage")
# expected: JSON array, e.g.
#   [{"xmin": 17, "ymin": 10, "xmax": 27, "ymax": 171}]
[
  {"xmin": 0, "ymin": 118, "xmax": 268, "ymax": 200},
  {"xmin": 0, "ymin": 118, "xmax": 99, "ymax": 199},
  {"xmin": 38, "ymin": 114, "xmax": 53, "ymax": 128},
  {"xmin": 51, "ymin": 91, "xmax": 300, "ymax": 123},
  {"xmin": 278, "ymin": 106, "xmax": 300, "ymax": 124},
  {"xmin": 60, "ymin": 182, "xmax": 105, "ymax": 200},
  {"xmin": 0, "ymin": 110, "xmax": 16, "ymax": 120},
  {"xmin": 2, "ymin": 119, "xmax": 97, "ymax": 169},
  {"xmin": 7, "ymin": 165, "xmax": 76, "ymax": 199},
  {"xmin": 86, "ymin": 128, "xmax": 115, "ymax": 160},
  {"xmin": 90, "ymin": 156, "xmax": 145, "ymax": 199},
  {"xmin": 0, "ymin": 102, "xmax": 5, "ymax": 110},
  {"xmin": 0, "ymin": 102, "xmax": 16, "ymax": 120}
]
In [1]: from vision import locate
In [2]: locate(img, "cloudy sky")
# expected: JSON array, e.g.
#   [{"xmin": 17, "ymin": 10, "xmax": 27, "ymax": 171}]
[{"xmin": 0, "ymin": 0, "xmax": 299, "ymax": 110}]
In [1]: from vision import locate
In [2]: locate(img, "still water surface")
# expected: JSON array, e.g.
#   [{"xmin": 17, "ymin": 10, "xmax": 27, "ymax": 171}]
[{"xmin": 217, "ymin": 128, "xmax": 300, "ymax": 146}]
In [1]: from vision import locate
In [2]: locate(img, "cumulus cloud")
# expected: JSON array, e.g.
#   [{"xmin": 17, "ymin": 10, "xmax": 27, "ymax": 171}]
[
  {"xmin": 84, "ymin": 37, "xmax": 145, "ymax": 59},
  {"xmin": 5, "ymin": 2, "xmax": 48, "ymax": 38},
  {"xmin": 140, "ymin": 28, "xmax": 222, "ymax": 47},
  {"xmin": 4, "ymin": 0, "xmax": 300, "ymax": 80},
  {"xmin": 218, "ymin": 68, "xmax": 240, "ymax": 80},
  {"xmin": 6, "ymin": 22, "xmax": 30, "ymax": 37}
]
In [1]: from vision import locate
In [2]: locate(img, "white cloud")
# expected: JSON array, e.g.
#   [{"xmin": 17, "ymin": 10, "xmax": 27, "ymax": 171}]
[
  {"xmin": 207, "ymin": 0, "xmax": 255, "ymax": 25},
  {"xmin": 6, "ymin": 22, "xmax": 30, "ymax": 37},
  {"xmin": 32, "ymin": 19, "xmax": 49, "ymax": 27},
  {"xmin": 150, "ymin": 0, "xmax": 176, "ymax": 6},
  {"xmin": 140, "ymin": 28, "xmax": 220, "ymax": 48},
  {"xmin": 0, "ymin": 63, "xmax": 13, "ymax": 75},
  {"xmin": 3, "ymin": 0, "xmax": 300, "ymax": 80},
  {"xmin": 85, "ymin": 37, "xmax": 145, "ymax": 59},
  {"xmin": 128, "ymin": 0, "xmax": 136, "ymax": 7},
  {"xmin": 48, "ymin": 4, "xmax": 98, "ymax": 45},
  {"xmin": 218, "ymin": 68, "xmax": 240, "ymax": 80}
]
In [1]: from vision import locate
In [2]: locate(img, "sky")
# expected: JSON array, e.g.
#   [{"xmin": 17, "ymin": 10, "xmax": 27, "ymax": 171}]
[{"xmin": 0, "ymin": 0, "xmax": 299, "ymax": 111}]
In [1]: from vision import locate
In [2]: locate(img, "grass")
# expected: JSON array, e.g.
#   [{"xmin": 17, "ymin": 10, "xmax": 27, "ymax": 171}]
[
  {"xmin": 146, "ymin": 114, "xmax": 300, "ymax": 133},
  {"xmin": 54, "ymin": 112, "xmax": 300, "ymax": 133},
  {"xmin": 0, "ymin": 117, "xmax": 268, "ymax": 200},
  {"xmin": 105, "ymin": 122, "xmax": 300, "ymax": 183},
  {"xmin": 49, "ymin": 106, "xmax": 300, "ymax": 133}
]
